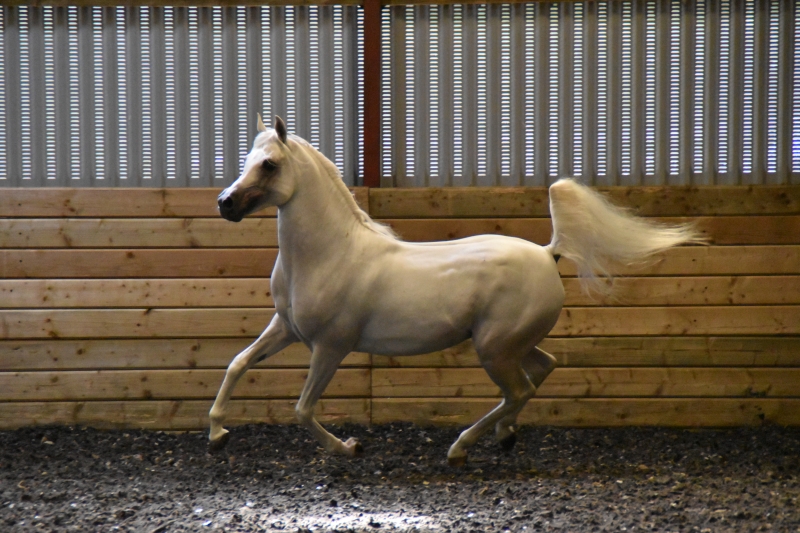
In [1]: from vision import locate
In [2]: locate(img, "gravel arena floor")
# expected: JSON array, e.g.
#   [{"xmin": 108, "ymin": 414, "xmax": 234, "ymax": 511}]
[{"xmin": 1, "ymin": 423, "xmax": 798, "ymax": 532}]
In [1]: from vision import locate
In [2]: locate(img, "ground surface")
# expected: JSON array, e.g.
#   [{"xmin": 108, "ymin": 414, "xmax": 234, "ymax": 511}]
[{"xmin": 1, "ymin": 423, "xmax": 798, "ymax": 532}]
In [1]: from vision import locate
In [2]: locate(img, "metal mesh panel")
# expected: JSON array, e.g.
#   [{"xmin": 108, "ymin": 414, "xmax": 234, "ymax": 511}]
[{"xmin": 0, "ymin": 5, "xmax": 363, "ymax": 187}]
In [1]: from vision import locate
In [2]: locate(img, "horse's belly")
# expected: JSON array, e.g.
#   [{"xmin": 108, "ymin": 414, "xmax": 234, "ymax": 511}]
[{"xmin": 355, "ymin": 320, "xmax": 470, "ymax": 356}]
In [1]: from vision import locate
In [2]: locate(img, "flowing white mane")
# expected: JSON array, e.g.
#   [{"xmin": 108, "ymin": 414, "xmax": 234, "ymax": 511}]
[{"xmin": 296, "ymin": 135, "xmax": 400, "ymax": 240}]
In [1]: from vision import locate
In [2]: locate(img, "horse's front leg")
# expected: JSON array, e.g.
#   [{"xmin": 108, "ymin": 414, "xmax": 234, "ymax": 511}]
[
  {"xmin": 295, "ymin": 346, "xmax": 361, "ymax": 456},
  {"xmin": 209, "ymin": 314, "xmax": 298, "ymax": 450}
]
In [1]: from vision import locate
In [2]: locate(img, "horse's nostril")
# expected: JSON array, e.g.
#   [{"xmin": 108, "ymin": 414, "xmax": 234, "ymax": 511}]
[{"xmin": 219, "ymin": 197, "xmax": 234, "ymax": 209}]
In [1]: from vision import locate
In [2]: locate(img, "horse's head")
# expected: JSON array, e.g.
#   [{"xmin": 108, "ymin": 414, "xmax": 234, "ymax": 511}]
[{"xmin": 218, "ymin": 115, "xmax": 295, "ymax": 222}]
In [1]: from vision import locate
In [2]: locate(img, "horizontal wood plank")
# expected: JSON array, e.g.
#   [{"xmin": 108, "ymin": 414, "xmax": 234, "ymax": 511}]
[
  {"xmin": 0, "ymin": 339, "xmax": 370, "ymax": 370},
  {"xmin": 0, "ymin": 399, "xmax": 369, "ymax": 430},
  {"xmin": 369, "ymin": 185, "xmax": 800, "ymax": 218},
  {"xmin": 3, "ymin": 306, "xmax": 798, "ymax": 339},
  {"xmin": 372, "ymin": 368, "xmax": 800, "ymax": 398},
  {"xmin": 1, "ymin": 246, "xmax": 796, "ymax": 279},
  {"xmin": 0, "ymin": 309, "xmax": 276, "ymax": 339},
  {"xmin": 557, "ymin": 246, "xmax": 800, "ymax": 276},
  {"xmin": 552, "ymin": 306, "xmax": 800, "ymax": 336},
  {"xmin": 372, "ymin": 398, "xmax": 800, "ymax": 426},
  {"xmin": 0, "ymin": 368, "xmax": 370, "ymax": 401},
  {"xmin": 373, "ymin": 337, "xmax": 800, "ymax": 368},
  {"xmin": 0, "ymin": 279, "xmax": 274, "ymax": 308},
  {"xmin": 0, "ymin": 188, "xmax": 368, "ymax": 218},
  {"xmin": 0, "ymin": 218, "xmax": 278, "ymax": 248},
  {"xmin": 0, "ymin": 249, "xmax": 277, "ymax": 278},
  {"xmin": 382, "ymin": 216, "xmax": 800, "ymax": 246},
  {"xmin": 563, "ymin": 276, "xmax": 800, "ymax": 306},
  {"xmin": 5, "ymin": 276, "xmax": 794, "ymax": 309}
]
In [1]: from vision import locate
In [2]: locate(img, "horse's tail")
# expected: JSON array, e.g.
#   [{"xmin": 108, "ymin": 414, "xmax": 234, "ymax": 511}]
[{"xmin": 545, "ymin": 178, "xmax": 704, "ymax": 295}]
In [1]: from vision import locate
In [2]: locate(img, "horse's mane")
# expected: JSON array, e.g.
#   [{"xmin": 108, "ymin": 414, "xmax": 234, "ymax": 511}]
[{"xmin": 294, "ymin": 135, "xmax": 400, "ymax": 240}]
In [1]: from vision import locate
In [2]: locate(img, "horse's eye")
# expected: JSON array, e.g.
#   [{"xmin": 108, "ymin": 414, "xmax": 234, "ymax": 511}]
[{"xmin": 262, "ymin": 159, "xmax": 278, "ymax": 173}]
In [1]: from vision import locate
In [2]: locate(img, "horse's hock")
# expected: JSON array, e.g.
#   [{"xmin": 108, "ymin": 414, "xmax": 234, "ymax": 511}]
[{"xmin": 1, "ymin": 185, "xmax": 799, "ymax": 430}]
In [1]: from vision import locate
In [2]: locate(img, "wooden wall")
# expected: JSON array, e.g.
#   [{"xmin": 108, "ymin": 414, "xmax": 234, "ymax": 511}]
[{"xmin": 1, "ymin": 186, "xmax": 798, "ymax": 430}]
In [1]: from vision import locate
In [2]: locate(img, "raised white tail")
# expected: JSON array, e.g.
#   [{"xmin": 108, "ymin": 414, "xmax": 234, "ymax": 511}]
[{"xmin": 546, "ymin": 178, "xmax": 704, "ymax": 294}]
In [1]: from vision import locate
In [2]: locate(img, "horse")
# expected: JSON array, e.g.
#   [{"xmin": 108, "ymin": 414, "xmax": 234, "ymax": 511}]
[{"xmin": 208, "ymin": 115, "xmax": 702, "ymax": 466}]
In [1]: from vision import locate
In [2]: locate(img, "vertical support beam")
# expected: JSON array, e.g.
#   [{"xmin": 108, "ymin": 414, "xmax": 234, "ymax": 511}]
[
  {"xmin": 556, "ymin": 2, "xmax": 573, "ymax": 181},
  {"xmin": 751, "ymin": 0, "xmax": 769, "ymax": 185},
  {"xmin": 486, "ymin": 3, "xmax": 501, "ymax": 185},
  {"xmin": 55, "ymin": 6, "xmax": 72, "ymax": 186},
  {"xmin": 390, "ymin": 5, "xmax": 406, "ymax": 187},
  {"xmin": 150, "ymin": 7, "xmax": 166, "ymax": 187},
  {"xmin": 173, "ymin": 6, "xmax": 190, "ymax": 187},
  {"xmin": 103, "ymin": 7, "xmax": 120, "ymax": 186},
  {"xmin": 582, "ymin": 0, "xmax": 598, "ymax": 184},
  {"xmin": 679, "ymin": 0, "xmax": 696, "ymax": 184},
  {"xmin": 2, "ymin": 6, "xmax": 21, "ymax": 186},
  {"xmin": 29, "ymin": 6, "xmax": 47, "ymax": 186},
  {"xmin": 343, "ymin": 5, "xmax": 359, "ymax": 186},
  {"xmin": 222, "ymin": 6, "xmax": 239, "ymax": 185},
  {"xmin": 245, "ymin": 7, "xmax": 262, "ymax": 148},
  {"xmin": 294, "ymin": 6, "xmax": 310, "ymax": 141},
  {"xmin": 437, "ymin": 4, "xmax": 454, "ymax": 187},
  {"xmin": 362, "ymin": 0, "xmax": 382, "ymax": 188},
  {"xmin": 776, "ymin": 0, "xmax": 795, "ymax": 183},
  {"xmin": 703, "ymin": 0, "xmax": 720, "ymax": 184},
  {"xmin": 534, "ymin": 1, "xmax": 550, "ymax": 185},
  {"xmin": 631, "ymin": 0, "xmax": 646, "ymax": 184},
  {"xmin": 606, "ymin": 0, "xmax": 622, "ymax": 185},
  {"xmin": 414, "ymin": 5, "xmax": 430, "ymax": 187},
  {"xmin": 198, "ymin": 7, "xmax": 214, "ymax": 186},
  {"xmin": 319, "ymin": 6, "xmax": 335, "ymax": 161},
  {"xmin": 654, "ymin": 0, "xmax": 671, "ymax": 185},
  {"xmin": 727, "ymin": 0, "xmax": 745, "ymax": 184}
]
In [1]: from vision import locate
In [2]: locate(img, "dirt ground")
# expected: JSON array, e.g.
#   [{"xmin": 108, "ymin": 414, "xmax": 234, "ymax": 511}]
[{"xmin": 1, "ymin": 422, "xmax": 798, "ymax": 532}]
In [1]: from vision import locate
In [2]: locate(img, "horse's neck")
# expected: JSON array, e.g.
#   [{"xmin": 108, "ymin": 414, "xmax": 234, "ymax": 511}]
[{"xmin": 276, "ymin": 156, "xmax": 368, "ymax": 270}]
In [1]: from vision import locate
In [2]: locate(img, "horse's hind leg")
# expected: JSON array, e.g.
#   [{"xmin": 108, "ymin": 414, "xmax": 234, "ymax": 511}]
[
  {"xmin": 295, "ymin": 346, "xmax": 363, "ymax": 457},
  {"xmin": 494, "ymin": 347, "xmax": 558, "ymax": 449},
  {"xmin": 447, "ymin": 354, "xmax": 537, "ymax": 467},
  {"xmin": 209, "ymin": 314, "xmax": 297, "ymax": 450}
]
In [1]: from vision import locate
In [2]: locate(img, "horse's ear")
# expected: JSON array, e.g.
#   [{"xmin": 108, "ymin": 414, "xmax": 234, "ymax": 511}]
[
  {"xmin": 275, "ymin": 116, "xmax": 288, "ymax": 144},
  {"xmin": 257, "ymin": 113, "xmax": 267, "ymax": 133}
]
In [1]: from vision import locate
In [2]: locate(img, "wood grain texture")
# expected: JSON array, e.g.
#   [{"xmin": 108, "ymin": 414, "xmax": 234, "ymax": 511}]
[
  {"xmin": 372, "ymin": 367, "xmax": 800, "ymax": 398},
  {"xmin": 0, "ymin": 249, "xmax": 277, "ymax": 278},
  {"xmin": 372, "ymin": 398, "xmax": 800, "ymax": 426},
  {"xmin": 552, "ymin": 306, "xmax": 800, "ymax": 336},
  {"xmin": 0, "ymin": 368, "xmax": 370, "ymax": 401},
  {"xmin": 0, "ymin": 279, "xmax": 274, "ymax": 308},
  {"xmin": 0, "ymin": 309, "xmax": 277, "ymax": 339},
  {"xmin": 372, "ymin": 337, "xmax": 800, "ymax": 368},
  {"xmin": 0, "ymin": 339, "xmax": 370, "ymax": 370},
  {"xmin": 369, "ymin": 185, "xmax": 800, "ymax": 218},
  {"xmin": 3, "ymin": 306, "xmax": 798, "ymax": 339},
  {"xmin": 381, "ymin": 216, "xmax": 800, "ymax": 245},
  {"xmin": 0, "ymin": 218, "xmax": 278, "ymax": 248},
  {"xmin": 562, "ymin": 276, "xmax": 800, "ymax": 306},
  {"xmin": 0, "ymin": 399, "xmax": 370, "ymax": 430},
  {"xmin": 1, "ymin": 247, "xmax": 796, "ymax": 279},
  {"xmin": 0, "ymin": 187, "xmax": 368, "ymax": 218},
  {"xmin": 557, "ymin": 246, "xmax": 800, "ymax": 276}
]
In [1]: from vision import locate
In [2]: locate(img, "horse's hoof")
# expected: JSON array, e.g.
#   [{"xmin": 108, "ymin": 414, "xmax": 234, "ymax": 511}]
[
  {"xmin": 447, "ymin": 454, "xmax": 467, "ymax": 468},
  {"xmin": 499, "ymin": 432, "xmax": 517, "ymax": 452},
  {"xmin": 344, "ymin": 437, "xmax": 363, "ymax": 457},
  {"xmin": 208, "ymin": 431, "xmax": 230, "ymax": 453}
]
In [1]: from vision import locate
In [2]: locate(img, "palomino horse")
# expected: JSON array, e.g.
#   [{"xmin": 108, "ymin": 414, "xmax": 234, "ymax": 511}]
[{"xmin": 209, "ymin": 115, "xmax": 701, "ymax": 466}]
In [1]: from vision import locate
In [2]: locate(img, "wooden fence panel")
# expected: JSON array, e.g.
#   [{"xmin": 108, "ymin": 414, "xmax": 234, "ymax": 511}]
[{"xmin": 0, "ymin": 186, "xmax": 797, "ymax": 430}]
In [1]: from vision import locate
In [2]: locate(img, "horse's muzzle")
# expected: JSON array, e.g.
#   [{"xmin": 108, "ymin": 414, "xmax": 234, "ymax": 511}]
[{"xmin": 217, "ymin": 191, "xmax": 243, "ymax": 222}]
